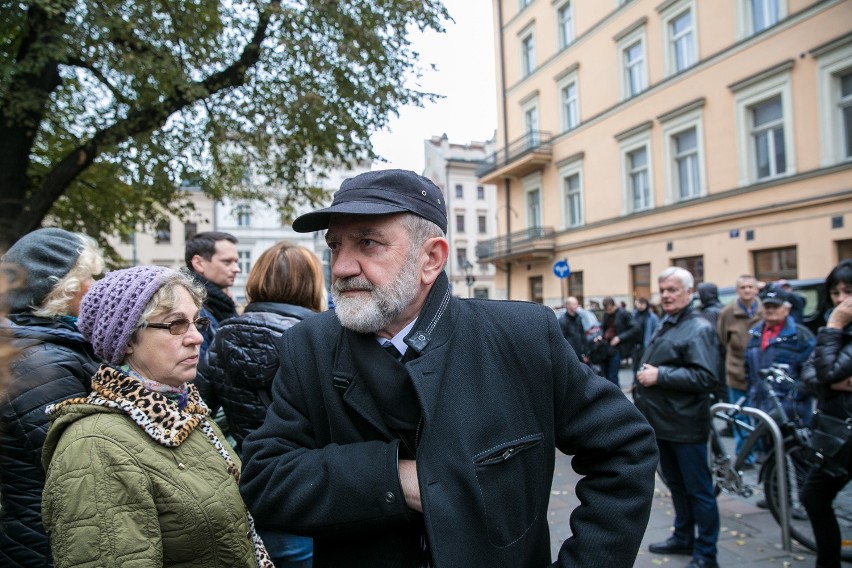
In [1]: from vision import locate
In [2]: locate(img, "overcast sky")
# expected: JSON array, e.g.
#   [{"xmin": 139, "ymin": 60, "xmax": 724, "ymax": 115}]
[{"xmin": 370, "ymin": 0, "xmax": 498, "ymax": 173}]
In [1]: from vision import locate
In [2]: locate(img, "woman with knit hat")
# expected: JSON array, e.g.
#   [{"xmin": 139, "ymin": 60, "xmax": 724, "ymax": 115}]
[
  {"xmin": 40, "ymin": 266, "xmax": 271, "ymax": 568},
  {"xmin": 0, "ymin": 227, "xmax": 104, "ymax": 567}
]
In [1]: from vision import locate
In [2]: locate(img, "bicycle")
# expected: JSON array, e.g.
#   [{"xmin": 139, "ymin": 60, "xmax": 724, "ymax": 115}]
[{"xmin": 707, "ymin": 363, "xmax": 852, "ymax": 560}]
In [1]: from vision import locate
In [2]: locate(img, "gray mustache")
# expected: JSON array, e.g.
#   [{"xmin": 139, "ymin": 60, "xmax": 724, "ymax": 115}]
[{"xmin": 334, "ymin": 277, "xmax": 374, "ymax": 293}]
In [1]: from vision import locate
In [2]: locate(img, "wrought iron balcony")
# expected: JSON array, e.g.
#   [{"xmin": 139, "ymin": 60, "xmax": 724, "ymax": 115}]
[
  {"xmin": 476, "ymin": 226, "xmax": 556, "ymax": 264},
  {"xmin": 476, "ymin": 131, "xmax": 553, "ymax": 184}
]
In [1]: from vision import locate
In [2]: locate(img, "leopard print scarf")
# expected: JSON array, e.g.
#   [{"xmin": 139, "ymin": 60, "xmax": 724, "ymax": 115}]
[{"xmin": 48, "ymin": 365, "xmax": 273, "ymax": 567}]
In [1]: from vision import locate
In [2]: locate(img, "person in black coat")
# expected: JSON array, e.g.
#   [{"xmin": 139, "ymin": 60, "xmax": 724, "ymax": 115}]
[
  {"xmin": 635, "ymin": 267, "xmax": 722, "ymax": 568},
  {"xmin": 595, "ymin": 296, "xmax": 640, "ymax": 386},
  {"xmin": 239, "ymin": 170, "xmax": 658, "ymax": 567},
  {"xmin": 800, "ymin": 260, "xmax": 852, "ymax": 568},
  {"xmin": 196, "ymin": 241, "xmax": 325, "ymax": 567},
  {"xmin": 0, "ymin": 228, "xmax": 104, "ymax": 567}
]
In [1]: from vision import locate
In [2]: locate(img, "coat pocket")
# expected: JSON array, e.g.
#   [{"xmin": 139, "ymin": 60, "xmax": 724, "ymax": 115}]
[{"xmin": 473, "ymin": 433, "xmax": 545, "ymax": 547}]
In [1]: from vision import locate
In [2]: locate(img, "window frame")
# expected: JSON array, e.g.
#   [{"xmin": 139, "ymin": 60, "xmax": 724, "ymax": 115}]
[
  {"xmin": 732, "ymin": 69, "xmax": 796, "ymax": 186},
  {"xmin": 736, "ymin": 0, "xmax": 787, "ymax": 39},
  {"xmin": 555, "ymin": 1, "xmax": 574, "ymax": 50},
  {"xmin": 619, "ymin": 128, "xmax": 654, "ymax": 215},
  {"xmin": 558, "ymin": 155, "xmax": 584, "ymax": 229},
  {"xmin": 815, "ymin": 39, "xmax": 852, "ymax": 166},
  {"xmin": 660, "ymin": 106, "xmax": 707, "ymax": 204},
  {"xmin": 660, "ymin": 0, "xmax": 698, "ymax": 77},
  {"xmin": 557, "ymin": 69, "xmax": 580, "ymax": 133},
  {"xmin": 523, "ymin": 172, "xmax": 543, "ymax": 229},
  {"xmin": 617, "ymin": 26, "xmax": 648, "ymax": 100},
  {"xmin": 521, "ymin": 31, "xmax": 536, "ymax": 77}
]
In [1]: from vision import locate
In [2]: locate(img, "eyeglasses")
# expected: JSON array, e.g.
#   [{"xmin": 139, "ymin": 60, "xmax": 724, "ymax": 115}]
[{"xmin": 140, "ymin": 317, "xmax": 211, "ymax": 335}]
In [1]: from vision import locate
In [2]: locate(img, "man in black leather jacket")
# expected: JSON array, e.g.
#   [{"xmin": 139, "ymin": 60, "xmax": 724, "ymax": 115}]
[{"xmin": 634, "ymin": 266, "xmax": 721, "ymax": 568}]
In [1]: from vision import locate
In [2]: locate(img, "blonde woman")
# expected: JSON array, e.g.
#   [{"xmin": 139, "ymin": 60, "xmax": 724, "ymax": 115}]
[{"xmin": 0, "ymin": 228, "xmax": 104, "ymax": 566}]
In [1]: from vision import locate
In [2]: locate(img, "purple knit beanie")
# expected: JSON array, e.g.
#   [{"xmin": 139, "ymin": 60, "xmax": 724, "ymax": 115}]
[{"xmin": 78, "ymin": 265, "xmax": 174, "ymax": 365}]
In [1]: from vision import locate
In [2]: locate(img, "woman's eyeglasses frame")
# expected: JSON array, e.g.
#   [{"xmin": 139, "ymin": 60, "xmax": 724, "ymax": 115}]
[{"xmin": 140, "ymin": 317, "xmax": 211, "ymax": 336}]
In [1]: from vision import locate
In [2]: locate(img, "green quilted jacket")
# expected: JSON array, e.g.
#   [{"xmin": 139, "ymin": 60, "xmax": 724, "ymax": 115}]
[{"xmin": 41, "ymin": 365, "xmax": 268, "ymax": 568}]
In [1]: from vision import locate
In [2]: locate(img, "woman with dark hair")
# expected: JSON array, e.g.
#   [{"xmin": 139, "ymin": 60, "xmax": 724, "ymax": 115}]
[
  {"xmin": 41, "ymin": 266, "xmax": 271, "ymax": 567},
  {"xmin": 800, "ymin": 259, "xmax": 852, "ymax": 568},
  {"xmin": 0, "ymin": 228, "xmax": 104, "ymax": 567},
  {"xmin": 197, "ymin": 241, "xmax": 325, "ymax": 567}
]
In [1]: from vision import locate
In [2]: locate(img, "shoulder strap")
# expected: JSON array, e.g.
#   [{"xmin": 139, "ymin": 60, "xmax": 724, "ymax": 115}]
[{"xmin": 257, "ymin": 388, "xmax": 273, "ymax": 408}]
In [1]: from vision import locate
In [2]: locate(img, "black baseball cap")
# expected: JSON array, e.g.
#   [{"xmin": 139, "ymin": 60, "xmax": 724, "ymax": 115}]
[
  {"xmin": 763, "ymin": 289, "xmax": 791, "ymax": 306},
  {"xmin": 292, "ymin": 169, "xmax": 448, "ymax": 233}
]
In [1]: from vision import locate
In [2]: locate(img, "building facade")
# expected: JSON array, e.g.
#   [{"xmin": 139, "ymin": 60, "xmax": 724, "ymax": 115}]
[
  {"xmin": 479, "ymin": 0, "xmax": 852, "ymax": 309},
  {"xmin": 423, "ymin": 134, "xmax": 501, "ymax": 299}
]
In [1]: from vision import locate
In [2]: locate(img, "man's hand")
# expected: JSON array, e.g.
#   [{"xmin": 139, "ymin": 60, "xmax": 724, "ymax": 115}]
[
  {"xmin": 830, "ymin": 377, "xmax": 852, "ymax": 392},
  {"xmin": 399, "ymin": 459, "xmax": 422, "ymax": 512},
  {"xmin": 610, "ymin": 336, "xmax": 621, "ymax": 347},
  {"xmin": 636, "ymin": 363, "xmax": 659, "ymax": 387}
]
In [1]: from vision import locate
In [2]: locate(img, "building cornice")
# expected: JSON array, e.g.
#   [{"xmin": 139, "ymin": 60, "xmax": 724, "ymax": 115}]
[
  {"xmin": 614, "ymin": 120, "xmax": 653, "ymax": 142},
  {"xmin": 727, "ymin": 59, "xmax": 795, "ymax": 92},
  {"xmin": 809, "ymin": 30, "xmax": 852, "ymax": 57},
  {"xmin": 656, "ymin": 97, "xmax": 706, "ymax": 123},
  {"xmin": 613, "ymin": 16, "xmax": 648, "ymax": 43}
]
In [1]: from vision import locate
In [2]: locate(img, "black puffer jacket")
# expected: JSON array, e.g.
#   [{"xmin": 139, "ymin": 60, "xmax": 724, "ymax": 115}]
[
  {"xmin": 195, "ymin": 302, "xmax": 316, "ymax": 452},
  {"xmin": 805, "ymin": 324, "xmax": 852, "ymax": 420},
  {"xmin": 0, "ymin": 314, "xmax": 98, "ymax": 567},
  {"xmin": 633, "ymin": 305, "xmax": 721, "ymax": 444}
]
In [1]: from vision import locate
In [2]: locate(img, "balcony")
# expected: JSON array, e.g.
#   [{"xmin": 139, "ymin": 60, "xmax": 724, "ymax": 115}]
[
  {"xmin": 476, "ymin": 131, "xmax": 553, "ymax": 184},
  {"xmin": 476, "ymin": 226, "xmax": 556, "ymax": 266}
]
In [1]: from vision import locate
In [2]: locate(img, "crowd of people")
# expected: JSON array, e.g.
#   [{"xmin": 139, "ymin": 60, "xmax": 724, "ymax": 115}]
[{"xmin": 0, "ymin": 168, "xmax": 848, "ymax": 568}]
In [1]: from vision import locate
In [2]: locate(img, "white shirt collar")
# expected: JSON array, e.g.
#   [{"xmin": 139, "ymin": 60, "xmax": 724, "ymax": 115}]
[{"xmin": 377, "ymin": 318, "xmax": 418, "ymax": 356}]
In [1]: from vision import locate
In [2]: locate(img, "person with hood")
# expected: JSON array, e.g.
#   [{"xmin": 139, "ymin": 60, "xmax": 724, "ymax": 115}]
[
  {"xmin": 594, "ymin": 296, "xmax": 640, "ymax": 386},
  {"xmin": 196, "ymin": 241, "xmax": 326, "ymax": 567},
  {"xmin": 0, "ymin": 228, "xmax": 104, "ymax": 567},
  {"xmin": 41, "ymin": 266, "xmax": 271, "ymax": 568},
  {"xmin": 631, "ymin": 297, "xmax": 660, "ymax": 374},
  {"xmin": 697, "ymin": 282, "xmax": 726, "ymax": 403}
]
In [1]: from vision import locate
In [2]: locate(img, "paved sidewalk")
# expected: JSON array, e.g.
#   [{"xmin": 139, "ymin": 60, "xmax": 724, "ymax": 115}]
[{"xmin": 546, "ymin": 367, "xmax": 819, "ymax": 566}]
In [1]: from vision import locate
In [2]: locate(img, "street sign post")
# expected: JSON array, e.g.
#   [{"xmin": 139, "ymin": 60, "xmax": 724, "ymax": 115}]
[{"xmin": 553, "ymin": 259, "xmax": 570, "ymax": 306}]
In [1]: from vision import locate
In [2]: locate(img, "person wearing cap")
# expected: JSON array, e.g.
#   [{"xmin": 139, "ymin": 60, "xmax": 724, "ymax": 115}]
[
  {"xmin": 40, "ymin": 266, "xmax": 272, "ymax": 568},
  {"xmin": 0, "ymin": 227, "xmax": 104, "ymax": 567},
  {"xmin": 239, "ymin": 169, "xmax": 658, "ymax": 567},
  {"xmin": 743, "ymin": 288, "xmax": 815, "ymax": 426},
  {"xmin": 768, "ymin": 278, "xmax": 806, "ymax": 324}
]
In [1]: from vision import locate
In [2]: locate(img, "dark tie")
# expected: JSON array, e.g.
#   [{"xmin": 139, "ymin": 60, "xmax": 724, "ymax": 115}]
[{"xmin": 383, "ymin": 341, "xmax": 404, "ymax": 362}]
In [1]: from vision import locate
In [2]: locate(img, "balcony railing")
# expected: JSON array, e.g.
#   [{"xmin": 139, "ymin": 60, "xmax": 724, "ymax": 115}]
[
  {"xmin": 476, "ymin": 130, "xmax": 553, "ymax": 178},
  {"xmin": 476, "ymin": 226, "xmax": 556, "ymax": 262}
]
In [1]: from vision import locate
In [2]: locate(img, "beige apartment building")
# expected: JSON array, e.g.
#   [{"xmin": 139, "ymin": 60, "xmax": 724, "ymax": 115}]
[{"xmin": 478, "ymin": 0, "xmax": 852, "ymax": 308}]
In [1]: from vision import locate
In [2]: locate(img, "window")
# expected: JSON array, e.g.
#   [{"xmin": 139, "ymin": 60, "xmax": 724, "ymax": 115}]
[
  {"xmin": 618, "ymin": 124, "xmax": 654, "ymax": 214},
  {"xmin": 455, "ymin": 184, "xmax": 463, "ymax": 198},
  {"xmin": 478, "ymin": 215, "xmax": 487, "ymax": 234},
  {"xmin": 623, "ymin": 40, "xmax": 646, "ymax": 98},
  {"xmin": 529, "ymin": 276, "xmax": 544, "ymax": 304},
  {"xmin": 456, "ymin": 213, "xmax": 465, "ymax": 233},
  {"xmin": 838, "ymin": 239, "xmax": 852, "ymax": 261},
  {"xmin": 184, "ymin": 222, "xmax": 198, "ymax": 242},
  {"xmin": 559, "ymin": 155, "xmax": 584, "ymax": 228},
  {"xmin": 474, "ymin": 288, "xmax": 489, "ymax": 299},
  {"xmin": 520, "ymin": 0, "xmax": 532, "ymax": 8},
  {"xmin": 627, "ymin": 147, "xmax": 651, "ymax": 212},
  {"xmin": 753, "ymin": 246, "xmax": 797, "ymax": 281},
  {"xmin": 751, "ymin": 0, "xmax": 781, "ymax": 33},
  {"xmin": 815, "ymin": 40, "xmax": 852, "ymax": 166},
  {"xmin": 527, "ymin": 188, "xmax": 541, "ymax": 228},
  {"xmin": 673, "ymin": 128, "xmax": 701, "ymax": 199},
  {"xmin": 238, "ymin": 250, "xmax": 252, "ymax": 275},
  {"xmin": 155, "ymin": 220, "xmax": 171, "ymax": 244},
  {"xmin": 732, "ymin": 66, "xmax": 795, "ymax": 185},
  {"xmin": 524, "ymin": 102, "xmax": 540, "ymax": 147},
  {"xmin": 521, "ymin": 33, "xmax": 535, "ymax": 77},
  {"xmin": 631, "ymin": 264, "xmax": 651, "ymax": 301},
  {"xmin": 477, "ymin": 185, "xmax": 485, "ymax": 200},
  {"xmin": 751, "ymin": 96, "xmax": 786, "ymax": 180},
  {"xmin": 561, "ymin": 79, "xmax": 579, "ymax": 132},
  {"xmin": 568, "ymin": 271, "xmax": 584, "ymax": 306},
  {"xmin": 737, "ymin": 0, "xmax": 787, "ymax": 38},
  {"xmin": 661, "ymin": 2, "xmax": 697, "ymax": 76},
  {"xmin": 673, "ymin": 255, "xmax": 704, "ymax": 284},
  {"xmin": 556, "ymin": 1, "xmax": 574, "ymax": 50},
  {"xmin": 456, "ymin": 248, "xmax": 467, "ymax": 271},
  {"xmin": 235, "ymin": 205, "xmax": 251, "ymax": 227}
]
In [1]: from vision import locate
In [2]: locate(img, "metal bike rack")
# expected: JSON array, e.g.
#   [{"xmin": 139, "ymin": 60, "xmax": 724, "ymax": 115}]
[{"xmin": 710, "ymin": 402, "xmax": 791, "ymax": 552}]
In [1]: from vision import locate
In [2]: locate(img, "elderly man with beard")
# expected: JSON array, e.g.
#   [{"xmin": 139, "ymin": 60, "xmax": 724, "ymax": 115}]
[{"xmin": 239, "ymin": 169, "xmax": 658, "ymax": 567}]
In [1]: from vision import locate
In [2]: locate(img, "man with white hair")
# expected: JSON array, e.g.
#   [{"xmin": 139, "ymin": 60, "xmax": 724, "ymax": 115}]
[{"xmin": 634, "ymin": 266, "xmax": 721, "ymax": 568}]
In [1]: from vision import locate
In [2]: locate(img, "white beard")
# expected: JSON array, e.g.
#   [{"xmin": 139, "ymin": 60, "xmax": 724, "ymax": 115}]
[{"xmin": 332, "ymin": 253, "xmax": 421, "ymax": 334}]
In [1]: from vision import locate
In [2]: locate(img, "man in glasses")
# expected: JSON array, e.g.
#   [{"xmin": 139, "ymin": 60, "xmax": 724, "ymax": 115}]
[
  {"xmin": 240, "ymin": 169, "xmax": 658, "ymax": 567},
  {"xmin": 185, "ymin": 231, "xmax": 240, "ymax": 355}
]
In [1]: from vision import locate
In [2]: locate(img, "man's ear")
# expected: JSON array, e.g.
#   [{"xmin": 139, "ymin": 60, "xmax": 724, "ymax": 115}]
[
  {"xmin": 420, "ymin": 237, "xmax": 450, "ymax": 286},
  {"xmin": 190, "ymin": 254, "xmax": 205, "ymax": 274}
]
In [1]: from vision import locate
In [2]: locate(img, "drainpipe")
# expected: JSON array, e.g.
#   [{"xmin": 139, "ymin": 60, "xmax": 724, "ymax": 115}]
[{"xmin": 496, "ymin": 0, "xmax": 512, "ymax": 299}]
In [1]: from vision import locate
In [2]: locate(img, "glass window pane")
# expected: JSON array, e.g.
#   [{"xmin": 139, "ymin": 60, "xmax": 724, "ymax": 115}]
[
  {"xmin": 773, "ymin": 126, "xmax": 786, "ymax": 173},
  {"xmin": 753, "ymin": 97, "xmax": 782, "ymax": 126},
  {"xmin": 755, "ymin": 131, "xmax": 770, "ymax": 178},
  {"xmin": 675, "ymin": 129, "xmax": 696, "ymax": 153},
  {"xmin": 843, "ymin": 105, "xmax": 852, "ymax": 158},
  {"xmin": 841, "ymin": 72, "xmax": 852, "ymax": 98}
]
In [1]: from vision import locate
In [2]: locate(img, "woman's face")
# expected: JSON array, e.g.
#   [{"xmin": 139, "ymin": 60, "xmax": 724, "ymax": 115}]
[
  {"xmin": 124, "ymin": 287, "xmax": 203, "ymax": 387},
  {"xmin": 68, "ymin": 278, "xmax": 93, "ymax": 317},
  {"xmin": 830, "ymin": 281, "xmax": 852, "ymax": 307}
]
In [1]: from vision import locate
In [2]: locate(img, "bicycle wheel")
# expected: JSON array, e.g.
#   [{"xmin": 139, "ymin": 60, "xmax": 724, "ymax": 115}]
[{"xmin": 763, "ymin": 443, "xmax": 852, "ymax": 561}]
